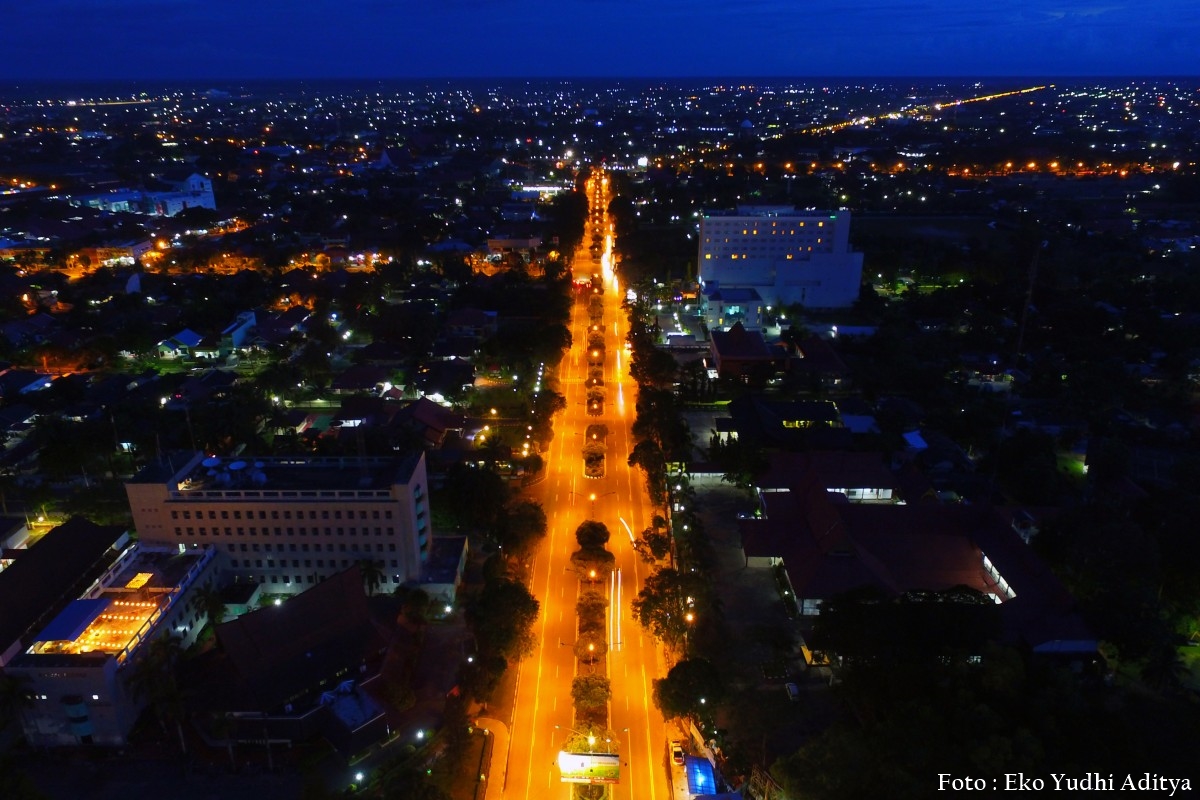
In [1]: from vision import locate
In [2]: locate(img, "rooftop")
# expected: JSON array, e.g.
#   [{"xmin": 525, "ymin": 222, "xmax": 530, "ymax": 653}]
[
  {"xmin": 131, "ymin": 451, "xmax": 423, "ymax": 494},
  {"xmin": 0, "ymin": 517, "xmax": 127, "ymax": 660}
]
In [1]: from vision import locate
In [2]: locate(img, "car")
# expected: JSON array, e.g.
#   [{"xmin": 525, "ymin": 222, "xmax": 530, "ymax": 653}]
[
  {"xmin": 785, "ymin": 682, "xmax": 800, "ymax": 702},
  {"xmin": 670, "ymin": 741, "xmax": 685, "ymax": 765}
]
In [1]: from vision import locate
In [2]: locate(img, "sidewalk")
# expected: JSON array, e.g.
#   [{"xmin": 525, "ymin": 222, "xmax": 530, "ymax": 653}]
[{"xmin": 474, "ymin": 717, "xmax": 509, "ymax": 800}]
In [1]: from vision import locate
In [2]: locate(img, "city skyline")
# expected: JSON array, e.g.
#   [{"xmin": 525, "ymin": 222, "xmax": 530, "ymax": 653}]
[{"xmin": 5, "ymin": 0, "xmax": 1198, "ymax": 82}]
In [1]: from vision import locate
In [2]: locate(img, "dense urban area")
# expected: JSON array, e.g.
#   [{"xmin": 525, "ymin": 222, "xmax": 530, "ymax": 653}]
[{"xmin": 1, "ymin": 78, "xmax": 1200, "ymax": 800}]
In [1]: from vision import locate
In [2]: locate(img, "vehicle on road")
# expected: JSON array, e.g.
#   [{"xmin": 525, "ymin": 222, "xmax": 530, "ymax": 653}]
[{"xmin": 671, "ymin": 741, "xmax": 685, "ymax": 765}]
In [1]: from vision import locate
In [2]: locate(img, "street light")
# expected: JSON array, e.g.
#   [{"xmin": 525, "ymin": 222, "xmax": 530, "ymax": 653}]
[{"xmin": 555, "ymin": 724, "xmax": 600, "ymax": 752}]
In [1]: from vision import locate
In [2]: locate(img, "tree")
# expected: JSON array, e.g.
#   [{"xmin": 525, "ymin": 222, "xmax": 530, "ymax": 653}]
[
  {"xmin": 194, "ymin": 584, "xmax": 227, "ymax": 628},
  {"xmin": 633, "ymin": 527, "xmax": 672, "ymax": 563},
  {"xmin": 359, "ymin": 558, "xmax": 385, "ymax": 596},
  {"xmin": 574, "ymin": 520, "xmax": 611, "ymax": 550},
  {"xmin": 468, "ymin": 579, "xmax": 540, "ymax": 662},
  {"xmin": 126, "ymin": 632, "xmax": 188, "ymax": 754},
  {"xmin": 574, "ymin": 633, "xmax": 607, "ymax": 666},
  {"xmin": 628, "ymin": 439, "xmax": 667, "ymax": 507},
  {"xmin": 572, "ymin": 675, "xmax": 612, "ymax": 711},
  {"xmin": 495, "ymin": 500, "xmax": 548, "ymax": 560},
  {"xmin": 570, "ymin": 547, "xmax": 616, "ymax": 583},
  {"xmin": 652, "ymin": 658, "xmax": 724, "ymax": 720},
  {"xmin": 576, "ymin": 590, "xmax": 608, "ymax": 621},
  {"xmin": 631, "ymin": 568, "xmax": 710, "ymax": 649},
  {"xmin": 443, "ymin": 464, "xmax": 509, "ymax": 531}
]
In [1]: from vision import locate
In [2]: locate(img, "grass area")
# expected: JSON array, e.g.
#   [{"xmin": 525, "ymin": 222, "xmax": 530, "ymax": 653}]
[{"xmin": 428, "ymin": 729, "xmax": 489, "ymax": 800}]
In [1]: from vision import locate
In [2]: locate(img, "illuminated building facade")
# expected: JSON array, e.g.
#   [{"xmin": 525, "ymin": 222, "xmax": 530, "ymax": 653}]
[
  {"xmin": 698, "ymin": 207, "xmax": 864, "ymax": 325},
  {"xmin": 125, "ymin": 452, "xmax": 431, "ymax": 594},
  {"xmin": 5, "ymin": 542, "xmax": 221, "ymax": 747}
]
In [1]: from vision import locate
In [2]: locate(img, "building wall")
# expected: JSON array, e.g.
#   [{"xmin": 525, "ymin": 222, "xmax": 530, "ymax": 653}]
[
  {"xmin": 698, "ymin": 210, "xmax": 863, "ymax": 309},
  {"xmin": 126, "ymin": 454, "xmax": 430, "ymax": 594}
]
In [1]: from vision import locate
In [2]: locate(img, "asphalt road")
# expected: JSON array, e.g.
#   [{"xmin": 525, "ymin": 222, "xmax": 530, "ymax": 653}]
[{"xmin": 504, "ymin": 171, "xmax": 672, "ymax": 800}]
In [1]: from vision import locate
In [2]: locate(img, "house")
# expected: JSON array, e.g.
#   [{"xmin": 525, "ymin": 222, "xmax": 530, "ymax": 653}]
[
  {"xmin": 701, "ymin": 284, "xmax": 764, "ymax": 330},
  {"xmin": 394, "ymin": 397, "xmax": 466, "ymax": 449},
  {"xmin": 445, "ymin": 308, "xmax": 498, "ymax": 340},
  {"xmin": 163, "ymin": 369, "xmax": 238, "ymax": 409},
  {"xmin": 716, "ymin": 394, "xmax": 845, "ymax": 449},
  {"xmin": 2, "ymin": 313, "xmax": 59, "ymax": 347},
  {"xmin": 0, "ymin": 370, "xmax": 53, "ymax": 398},
  {"xmin": 156, "ymin": 328, "xmax": 205, "ymax": 359},
  {"xmin": 739, "ymin": 482, "xmax": 1094, "ymax": 658},
  {"xmin": 330, "ymin": 364, "xmax": 393, "ymax": 395},
  {"xmin": 709, "ymin": 322, "xmax": 784, "ymax": 381},
  {"xmin": 791, "ymin": 335, "xmax": 851, "ymax": 389},
  {"xmin": 220, "ymin": 311, "xmax": 257, "ymax": 355},
  {"xmin": 756, "ymin": 451, "xmax": 897, "ymax": 503}
]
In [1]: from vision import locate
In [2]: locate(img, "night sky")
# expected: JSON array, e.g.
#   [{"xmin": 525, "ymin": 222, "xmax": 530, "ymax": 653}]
[{"xmin": 5, "ymin": 0, "xmax": 1198, "ymax": 81}]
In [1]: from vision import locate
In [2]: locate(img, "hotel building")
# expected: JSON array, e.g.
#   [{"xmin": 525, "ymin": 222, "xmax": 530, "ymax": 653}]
[
  {"xmin": 125, "ymin": 452, "xmax": 431, "ymax": 594},
  {"xmin": 698, "ymin": 207, "xmax": 864, "ymax": 327}
]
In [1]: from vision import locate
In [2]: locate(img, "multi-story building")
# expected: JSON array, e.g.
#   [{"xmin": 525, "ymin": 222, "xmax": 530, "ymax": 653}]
[
  {"xmin": 697, "ymin": 207, "xmax": 864, "ymax": 326},
  {"xmin": 125, "ymin": 452, "xmax": 431, "ymax": 594},
  {"xmin": 6, "ymin": 541, "xmax": 221, "ymax": 747}
]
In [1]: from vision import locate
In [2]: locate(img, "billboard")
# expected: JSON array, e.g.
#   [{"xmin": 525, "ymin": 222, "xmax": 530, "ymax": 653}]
[{"xmin": 557, "ymin": 751, "xmax": 621, "ymax": 785}]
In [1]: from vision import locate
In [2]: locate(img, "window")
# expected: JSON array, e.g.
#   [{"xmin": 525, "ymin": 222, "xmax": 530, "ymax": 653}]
[
  {"xmin": 221, "ymin": 511, "xmax": 229, "ymax": 520},
  {"xmin": 234, "ymin": 510, "xmax": 242, "ymax": 520}
]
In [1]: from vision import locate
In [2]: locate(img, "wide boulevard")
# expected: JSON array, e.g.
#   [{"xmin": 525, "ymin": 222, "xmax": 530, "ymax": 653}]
[{"xmin": 504, "ymin": 170, "xmax": 671, "ymax": 800}]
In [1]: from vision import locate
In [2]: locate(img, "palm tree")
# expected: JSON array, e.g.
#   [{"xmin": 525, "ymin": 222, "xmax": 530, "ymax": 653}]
[
  {"xmin": 126, "ymin": 632, "xmax": 188, "ymax": 754},
  {"xmin": 0, "ymin": 672, "xmax": 32, "ymax": 732},
  {"xmin": 194, "ymin": 585, "xmax": 227, "ymax": 628},
  {"xmin": 358, "ymin": 558, "xmax": 384, "ymax": 596}
]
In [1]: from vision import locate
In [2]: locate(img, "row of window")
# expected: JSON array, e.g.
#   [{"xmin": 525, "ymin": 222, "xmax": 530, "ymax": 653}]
[
  {"xmin": 236, "ymin": 572, "xmax": 403, "ymax": 586},
  {"xmin": 173, "ymin": 526, "xmax": 397, "ymax": 538},
  {"xmin": 704, "ymin": 220, "xmax": 827, "ymax": 233},
  {"xmin": 171, "ymin": 508, "xmax": 394, "ymax": 521},
  {"xmin": 228, "ymin": 557, "xmax": 400, "ymax": 570},
  {"xmin": 221, "ymin": 541, "xmax": 397, "ymax": 554},
  {"xmin": 706, "ymin": 251, "xmax": 812, "ymax": 259}
]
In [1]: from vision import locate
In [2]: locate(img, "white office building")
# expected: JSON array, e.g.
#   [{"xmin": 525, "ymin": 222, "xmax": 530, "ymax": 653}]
[
  {"xmin": 698, "ymin": 207, "xmax": 864, "ymax": 325},
  {"xmin": 125, "ymin": 452, "xmax": 431, "ymax": 594}
]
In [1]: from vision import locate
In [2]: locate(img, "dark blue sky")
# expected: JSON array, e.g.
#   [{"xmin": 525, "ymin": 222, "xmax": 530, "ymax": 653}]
[{"xmin": 6, "ymin": 0, "xmax": 1197, "ymax": 80}]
